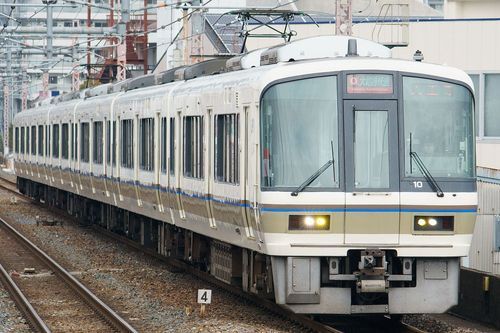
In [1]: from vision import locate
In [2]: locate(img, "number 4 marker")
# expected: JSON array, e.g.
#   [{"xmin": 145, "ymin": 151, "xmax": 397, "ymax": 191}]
[{"xmin": 197, "ymin": 289, "xmax": 212, "ymax": 317}]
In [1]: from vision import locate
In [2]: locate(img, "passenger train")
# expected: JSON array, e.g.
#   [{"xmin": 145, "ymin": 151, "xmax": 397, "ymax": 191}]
[{"xmin": 13, "ymin": 36, "xmax": 477, "ymax": 315}]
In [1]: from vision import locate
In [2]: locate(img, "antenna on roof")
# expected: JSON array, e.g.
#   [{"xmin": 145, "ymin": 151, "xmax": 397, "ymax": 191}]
[{"xmin": 346, "ymin": 39, "xmax": 358, "ymax": 57}]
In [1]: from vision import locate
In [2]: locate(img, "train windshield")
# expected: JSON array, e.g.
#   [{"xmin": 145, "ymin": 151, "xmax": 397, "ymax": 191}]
[
  {"xmin": 403, "ymin": 77, "xmax": 474, "ymax": 178},
  {"xmin": 261, "ymin": 76, "xmax": 339, "ymax": 189}
]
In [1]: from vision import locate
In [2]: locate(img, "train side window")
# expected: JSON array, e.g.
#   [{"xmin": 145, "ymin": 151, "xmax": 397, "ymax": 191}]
[
  {"xmin": 45, "ymin": 125, "xmax": 48, "ymax": 157},
  {"xmin": 106, "ymin": 120, "xmax": 111, "ymax": 165},
  {"xmin": 93, "ymin": 121, "xmax": 103, "ymax": 164},
  {"xmin": 26, "ymin": 127, "xmax": 30, "ymax": 155},
  {"xmin": 72, "ymin": 123, "xmax": 78, "ymax": 161},
  {"xmin": 121, "ymin": 119, "xmax": 134, "ymax": 169},
  {"xmin": 31, "ymin": 126, "xmax": 36, "ymax": 156},
  {"xmin": 139, "ymin": 117, "xmax": 154, "ymax": 171},
  {"xmin": 183, "ymin": 116, "xmax": 203, "ymax": 179},
  {"xmin": 52, "ymin": 124, "xmax": 60, "ymax": 158},
  {"xmin": 112, "ymin": 121, "xmax": 116, "ymax": 165},
  {"xmin": 61, "ymin": 124, "xmax": 69, "ymax": 160},
  {"xmin": 38, "ymin": 125, "xmax": 44, "ymax": 157},
  {"xmin": 14, "ymin": 127, "xmax": 19, "ymax": 154},
  {"xmin": 81, "ymin": 122, "xmax": 90, "ymax": 163},
  {"xmin": 169, "ymin": 118, "xmax": 175, "ymax": 176},
  {"xmin": 161, "ymin": 117, "xmax": 167, "ymax": 173},
  {"xmin": 215, "ymin": 114, "xmax": 239, "ymax": 184},
  {"xmin": 20, "ymin": 127, "xmax": 25, "ymax": 154}
]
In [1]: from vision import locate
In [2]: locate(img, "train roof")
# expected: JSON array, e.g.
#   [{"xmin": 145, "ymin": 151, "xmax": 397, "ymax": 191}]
[{"xmin": 16, "ymin": 36, "xmax": 473, "ymax": 118}]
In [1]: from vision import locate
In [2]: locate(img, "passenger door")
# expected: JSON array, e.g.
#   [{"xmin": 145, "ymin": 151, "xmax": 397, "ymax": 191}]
[{"xmin": 343, "ymin": 100, "xmax": 400, "ymax": 244}]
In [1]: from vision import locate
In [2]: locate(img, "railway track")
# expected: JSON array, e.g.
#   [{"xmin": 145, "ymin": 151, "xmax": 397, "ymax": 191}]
[
  {"xmin": 318, "ymin": 314, "xmax": 428, "ymax": 333},
  {"xmin": 0, "ymin": 176, "xmax": 425, "ymax": 333},
  {"xmin": 0, "ymin": 190, "xmax": 138, "ymax": 332}
]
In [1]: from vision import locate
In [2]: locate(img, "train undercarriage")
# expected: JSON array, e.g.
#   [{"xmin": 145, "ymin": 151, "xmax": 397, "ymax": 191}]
[{"xmin": 17, "ymin": 177, "xmax": 460, "ymax": 315}]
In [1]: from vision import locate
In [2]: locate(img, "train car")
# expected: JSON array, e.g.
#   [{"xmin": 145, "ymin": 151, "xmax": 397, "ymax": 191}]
[{"xmin": 13, "ymin": 36, "xmax": 476, "ymax": 315}]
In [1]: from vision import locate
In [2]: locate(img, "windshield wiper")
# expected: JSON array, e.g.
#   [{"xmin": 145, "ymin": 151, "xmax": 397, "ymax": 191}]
[
  {"xmin": 409, "ymin": 133, "xmax": 444, "ymax": 197},
  {"xmin": 291, "ymin": 159, "xmax": 333, "ymax": 197}
]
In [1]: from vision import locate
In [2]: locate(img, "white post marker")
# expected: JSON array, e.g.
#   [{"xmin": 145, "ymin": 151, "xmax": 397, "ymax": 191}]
[{"xmin": 197, "ymin": 289, "xmax": 212, "ymax": 316}]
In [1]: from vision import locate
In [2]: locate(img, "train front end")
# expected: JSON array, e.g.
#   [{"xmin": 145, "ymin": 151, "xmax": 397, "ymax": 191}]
[{"xmin": 258, "ymin": 61, "xmax": 476, "ymax": 314}]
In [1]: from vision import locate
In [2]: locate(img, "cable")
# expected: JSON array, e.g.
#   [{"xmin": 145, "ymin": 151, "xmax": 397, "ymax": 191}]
[{"xmin": 0, "ymin": 0, "xmax": 17, "ymax": 34}]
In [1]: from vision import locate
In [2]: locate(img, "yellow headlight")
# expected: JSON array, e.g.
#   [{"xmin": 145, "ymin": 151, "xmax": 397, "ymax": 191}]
[
  {"xmin": 417, "ymin": 218, "xmax": 427, "ymax": 227},
  {"xmin": 316, "ymin": 216, "xmax": 327, "ymax": 227},
  {"xmin": 428, "ymin": 218, "xmax": 438, "ymax": 226}
]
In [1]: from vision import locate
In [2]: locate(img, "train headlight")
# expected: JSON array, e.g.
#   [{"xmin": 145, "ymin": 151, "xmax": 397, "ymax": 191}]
[
  {"xmin": 304, "ymin": 216, "xmax": 315, "ymax": 227},
  {"xmin": 289, "ymin": 215, "xmax": 331, "ymax": 231},
  {"xmin": 414, "ymin": 216, "xmax": 454, "ymax": 232}
]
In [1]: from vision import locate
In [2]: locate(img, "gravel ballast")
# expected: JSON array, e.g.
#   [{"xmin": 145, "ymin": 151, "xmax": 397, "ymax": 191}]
[
  {"xmin": 0, "ymin": 286, "xmax": 32, "ymax": 333},
  {"xmin": 0, "ymin": 189, "xmax": 302, "ymax": 333}
]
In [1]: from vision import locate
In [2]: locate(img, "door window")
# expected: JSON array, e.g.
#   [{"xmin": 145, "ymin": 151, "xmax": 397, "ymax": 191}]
[{"xmin": 354, "ymin": 111, "xmax": 389, "ymax": 189}]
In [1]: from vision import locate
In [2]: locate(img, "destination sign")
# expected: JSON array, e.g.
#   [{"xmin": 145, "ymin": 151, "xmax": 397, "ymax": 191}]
[{"xmin": 347, "ymin": 74, "xmax": 393, "ymax": 94}]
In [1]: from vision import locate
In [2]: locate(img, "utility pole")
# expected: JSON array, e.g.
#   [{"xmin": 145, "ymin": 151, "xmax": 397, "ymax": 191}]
[
  {"xmin": 72, "ymin": 39, "xmax": 80, "ymax": 91},
  {"xmin": 116, "ymin": 0, "xmax": 130, "ymax": 81},
  {"xmin": 335, "ymin": 0, "xmax": 352, "ymax": 36},
  {"xmin": 87, "ymin": 0, "xmax": 91, "ymax": 82},
  {"xmin": 190, "ymin": 0, "xmax": 204, "ymax": 64},
  {"xmin": 182, "ymin": 4, "xmax": 189, "ymax": 66},
  {"xmin": 143, "ymin": 0, "xmax": 148, "ymax": 74},
  {"xmin": 3, "ymin": 39, "xmax": 11, "ymax": 155},
  {"xmin": 21, "ymin": 66, "xmax": 28, "ymax": 112},
  {"xmin": 42, "ymin": 0, "xmax": 56, "ymax": 99}
]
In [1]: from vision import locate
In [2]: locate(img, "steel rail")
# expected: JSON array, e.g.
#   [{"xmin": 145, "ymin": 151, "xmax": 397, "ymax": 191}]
[
  {"xmin": 400, "ymin": 321, "xmax": 428, "ymax": 333},
  {"xmin": 0, "ymin": 263, "xmax": 52, "ymax": 333},
  {"xmin": 0, "ymin": 215, "xmax": 138, "ymax": 333}
]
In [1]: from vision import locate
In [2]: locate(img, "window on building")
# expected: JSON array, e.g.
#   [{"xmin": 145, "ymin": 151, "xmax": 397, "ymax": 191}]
[
  {"xmin": 15, "ymin": 127, "xmax": 19, "ymax": 154},
  {"xmin": 31, "ymin": 126, "xmax": 36, "ymax": 156},
  {"xmin": 161, "ymin": 117, "xmax": 167, "ymax": 173},
  {"xmin": 424, "ymin": 0, "xmax": 443, "ymax": 12},
  {"xmin": 63, "ymin": 21, "xmax": 72, "ymax": 28},
  {"xmin": 52, "ymin": 124, "xmax": 59, "ymax": 158},
  {"xmin": 38, "ymin": 125, "xmax": 44, "ymax": 157},
  {"xmin": 485, "ymin": 74, "xmax": 500, "ymax": 137},
  {"xmin": 72, "ymin": 123, "xmax": 78, "ymax": 160},
  {"xmin": 169, "ymin": 118, "xmax": 175, "ymax": 175},
  {"xmin": 81, "ymin": 122, "xmax": 90, "ymax": 163},
  {"xmin": 183, "ymin": 116, "xmax": 203, "ymax": 179},
  {"xmin": 93, "ymin": 121, "xmax": 103, "ymax": 164},
  {"xmin": 139, "ymin": 118, "xmax": 155, "ymax": 171},
  {"xmin": 215, "ymin": 114, "xmax": 239, "ymax": 184},
  {"xmin": 121, "ymin": 119, "xmax": 134, "ymax": 169},
  {"xmin": 20, "ymin": 127, "xmax": 25, "ymax": 154},
  {"xmin": 61, "ymin": 123, "xmax": 69, "ymax": 159}
]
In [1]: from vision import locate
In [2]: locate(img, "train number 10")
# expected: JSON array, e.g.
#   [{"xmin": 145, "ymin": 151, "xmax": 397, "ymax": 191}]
[{"xmin": 413, "ymin": 181, "xmax": 423, "ymax": 188}]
